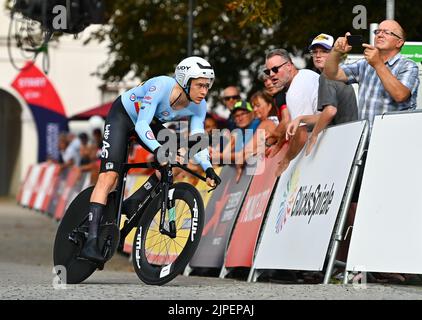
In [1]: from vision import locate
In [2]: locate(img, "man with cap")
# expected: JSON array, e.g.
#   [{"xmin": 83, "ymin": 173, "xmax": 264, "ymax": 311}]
[
  {"xmin": 218, "ymin": 100, "xmax": 260, "ymax": 165},
  {"xmin": 286, "ymin": 33, "xmax": 358, "ymax": 155}
]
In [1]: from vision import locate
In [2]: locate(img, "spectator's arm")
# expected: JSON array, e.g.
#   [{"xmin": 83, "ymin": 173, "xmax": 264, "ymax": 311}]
[
  {"xmin": 286, "ymin": 114, "xmax": 319, "ymax": 140},
  {"xmin": 324, "ymin": 51, "xmax": 348, "ymax": 82},
  {"xmin": 305, "ymin": 106, "xmax": 337, "ymax": 156},
  {"xmin": 310, "ymin": 106, "xmax": 337, "ymax": 138}
]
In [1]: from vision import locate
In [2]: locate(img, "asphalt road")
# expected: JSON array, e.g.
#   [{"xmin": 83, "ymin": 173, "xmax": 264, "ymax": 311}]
[{"xmin": 1, "ymin": 198, "xmax": 422, "ymax": 301}]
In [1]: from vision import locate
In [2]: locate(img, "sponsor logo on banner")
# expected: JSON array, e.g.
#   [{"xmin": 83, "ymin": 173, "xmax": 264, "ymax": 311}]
[
  {"xmin": 149, "ymin": 86, "xmax": 156, "ymax": 92},
  {"xmin": 275, "ymin": 168, "xmax": 335, "ymax": 232},
  {"xmin": 146, "ymin": 131, "xmax": 155, "ymax": 140},
  {"xmin": 240, "ymin": 189, "xmax": 272, "ymax": 223},
  {"xmin": 275, "ymin": 168, "xmax": 300, "ymax": 233},
  {"xmin": 130, "ymin": 93, "xmax": 136, "ymax": 101},
  {"xmin": 290, "ymin": 183, "xmax": 335, "ymax": 224}
]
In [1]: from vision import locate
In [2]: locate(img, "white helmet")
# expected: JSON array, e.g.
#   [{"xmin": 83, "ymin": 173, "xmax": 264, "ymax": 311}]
[{"xmin": 175, "ymin": 56, "xmax": 215, "ymax": 94}]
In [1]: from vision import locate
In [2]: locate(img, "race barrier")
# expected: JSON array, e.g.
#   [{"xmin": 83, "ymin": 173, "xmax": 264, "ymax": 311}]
[
  {"xmin": 188, "ymin": 163, "xmax": 255, "ymax": 270},
  {"xmin": 250, "ymin": 121, "xmax": 367, "ymax": 282},
  {"xmin": 222, "ymin": 153, "xmax": 283, "ymax": 276},
  {"xmin": 33, "ymin": 163, "xmax": 61, "ymax": 211},
  {"xmin": 18, "ymin": 116, "xmax": 422, "ymax": 284},
  {"xmin": 346, "ymin": 111, "xmax": 422, "ymax": 277}
]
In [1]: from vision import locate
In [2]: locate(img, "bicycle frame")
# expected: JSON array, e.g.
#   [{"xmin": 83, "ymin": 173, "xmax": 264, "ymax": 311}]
[{"xmin": 115, "ymin": 161, "xmax": 208, "ymax": 252}]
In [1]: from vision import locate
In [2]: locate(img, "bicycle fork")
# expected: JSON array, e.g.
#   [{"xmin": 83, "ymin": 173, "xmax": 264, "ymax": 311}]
[{"xmin": 159, "ymin": 166, "xmax": 176, "ymax": 238}]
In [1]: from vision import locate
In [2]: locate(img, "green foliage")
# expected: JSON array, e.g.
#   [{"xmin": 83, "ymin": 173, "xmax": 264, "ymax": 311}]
[
  {"xmin": 88, "ymin": 0, "xmax": 422, "ymax": 101},
  {"xmin": 6, "ymin": 0, "xmax": 422, "ymax": 104}
]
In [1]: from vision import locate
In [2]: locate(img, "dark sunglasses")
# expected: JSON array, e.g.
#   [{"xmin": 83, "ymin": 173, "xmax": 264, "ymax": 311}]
[
  {"xmin": 263, "ymin": 61, "xmax": 289, "ymax": 76},
  {"xmin": 223, "ymin": 95, "xmax": 240, "ymax": 101}
]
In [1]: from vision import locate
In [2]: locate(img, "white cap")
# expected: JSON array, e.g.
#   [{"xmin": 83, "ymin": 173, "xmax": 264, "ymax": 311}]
[{"xmin": 309, "ymin": 33, "xmax": 334, "ymax": 50}]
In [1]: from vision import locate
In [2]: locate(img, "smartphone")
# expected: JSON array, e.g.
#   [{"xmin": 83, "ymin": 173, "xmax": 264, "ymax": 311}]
[{"xmin": 347, "ymin": 35, "xmax": 363, "ymax": 46}]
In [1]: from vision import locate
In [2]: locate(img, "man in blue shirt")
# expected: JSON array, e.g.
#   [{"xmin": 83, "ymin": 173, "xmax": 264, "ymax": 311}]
[{"xmin": 324, "ymin": 20, "xmax": 419, "ymax": 133}]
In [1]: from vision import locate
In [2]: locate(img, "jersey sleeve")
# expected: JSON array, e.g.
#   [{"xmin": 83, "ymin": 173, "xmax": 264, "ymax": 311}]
[
  {"xmin": 134, "ymin": 82, "xmax": 164, "ymax": 152},
  {"xmin": 190, "ymin": 100, "xmax": 212, "ymax": 171}
]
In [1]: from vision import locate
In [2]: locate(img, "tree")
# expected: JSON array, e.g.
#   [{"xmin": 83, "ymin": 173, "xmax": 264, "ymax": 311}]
[
  {"xmin": 7, "ymin": 0, "xmax": 422, "ymax": 105},
  {"xmin": 88, "ymin": 0, "xmax": 422, "ymax": 100}
]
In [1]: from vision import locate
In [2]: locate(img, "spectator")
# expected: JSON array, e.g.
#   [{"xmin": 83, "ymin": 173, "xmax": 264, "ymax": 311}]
[
  {"xmin": 218, "ymin": 85, "xmax": 241, "ymax": 131},
  {"xmin": 284, "ymin": 33, "xmax": 358, "ymax": 269},
  {"xmin": 218, "ymin": 100, "xmax": 260, "ymax": 165},
  {"xmin": 265, "ymin": 49, "xmax": 319, "ymax": 175},
  {"xmin": 77, "ymin": 132, "xmax": 101, "ymax": 184},
  {"xmin": 92, "ymin": 128, "xmax": 103, "ymax": 158},
  {"xmin": 258, "ymin": 65, "xmax": 290, "ymax": 124},
  {"xmin": 59, "ymin": 132, "xmax": 81, "ymax": 169},
  {"xmin": 234, "ymin": 91, "xmax": 279, "ymax": 181},
  {"xmin": 286, "ymin": 33, "xmax": 358, "ymax": 155},
  {"xmin": 204, "ymin": 113, "xmax": 219, "ymax": 134},
  {"xmin": 324, "ymin": 21, "xmax": 420, "ymax": 283},
  {"xmin": 78, "ymin": 133, "xmax": 91, "ymax": 166},
  {"xmin": 250, "ymin": 90, "xmax": 279, "ymax": 127},
  {"xmin": 324, "ymin": 20, "xmax": 419, "ymax": 132}
]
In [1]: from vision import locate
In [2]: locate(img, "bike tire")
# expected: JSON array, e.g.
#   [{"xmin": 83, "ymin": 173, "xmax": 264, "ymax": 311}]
[
  {"xmin": 53, "ymin": 186, "xmax": 118, "ymax": 284},
  {"xmin": 132, "ymin": 182, "xmax": 204, "ymax": 285}
]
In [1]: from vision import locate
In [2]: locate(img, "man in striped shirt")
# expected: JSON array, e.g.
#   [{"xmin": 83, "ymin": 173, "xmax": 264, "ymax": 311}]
[{"xmin": 324, "ymin": 20, "xmax": 419, "ymax": 133}]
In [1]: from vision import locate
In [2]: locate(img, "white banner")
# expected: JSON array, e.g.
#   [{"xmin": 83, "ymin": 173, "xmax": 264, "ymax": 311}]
[
  {"xmin": 347, "ymin": 112, "xmax": 422, "ymax": 274},
  {"xmin": 253, "ymin": 121, "xmax": 366, "ymax": 271}
]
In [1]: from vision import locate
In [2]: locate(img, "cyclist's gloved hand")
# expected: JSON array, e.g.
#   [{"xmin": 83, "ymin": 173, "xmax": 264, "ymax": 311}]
[{"xmin": 205, "ymin": 167, "xmax": 221, "ymax": 188}]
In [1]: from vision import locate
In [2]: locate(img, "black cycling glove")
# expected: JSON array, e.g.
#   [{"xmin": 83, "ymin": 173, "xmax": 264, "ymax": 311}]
[{"xmin": 205, "ymin": 167, "xmax": 221, "ymax": 186}]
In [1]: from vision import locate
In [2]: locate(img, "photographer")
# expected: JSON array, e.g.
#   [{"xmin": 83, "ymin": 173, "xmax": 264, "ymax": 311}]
[{"xmin": 324, "ymin": 20, "xmax": 419, "ymax": 132}]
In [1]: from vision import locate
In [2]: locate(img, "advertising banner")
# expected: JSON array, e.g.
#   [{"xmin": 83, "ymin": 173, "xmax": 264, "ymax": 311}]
[
  {"xmin": 11, "ymin": 62, "xmax": 68, "ymax": 162},
  {"xmin": 253, "ymin": 121, "xmax": 365, "ymax": 271},
  {"xmin": 225, "ymin": 154, "xmax": 282, "ymax": 268},
  {"xmin": 189, "ymin": 164, "xmax": 255, "ymax": 269},
  {"xmin": 347, "ymin": 112, "xmax": 422, "ymax": 274}
]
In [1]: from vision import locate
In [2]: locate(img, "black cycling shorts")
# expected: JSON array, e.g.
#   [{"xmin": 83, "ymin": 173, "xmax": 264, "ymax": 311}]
[{"xmin": 99, "ymin": 97, "xmax": 172, "ymax": 173}]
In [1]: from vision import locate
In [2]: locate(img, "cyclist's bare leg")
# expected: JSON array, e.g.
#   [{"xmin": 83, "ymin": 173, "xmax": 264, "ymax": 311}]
[{"xmin": 90, "ymin": 171, "xmax": 119, "ymax": 204}]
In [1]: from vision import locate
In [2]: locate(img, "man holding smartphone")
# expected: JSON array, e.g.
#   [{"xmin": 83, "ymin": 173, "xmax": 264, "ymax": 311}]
[
  {"xmin": 324, "ymin": 20, "xmax": 420, "ymax": 284},
  {"xmin": 324, "ymin": 20, "xmax": 419, "ymax": 133}
]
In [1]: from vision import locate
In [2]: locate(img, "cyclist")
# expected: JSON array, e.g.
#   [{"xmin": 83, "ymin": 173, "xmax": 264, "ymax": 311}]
[{"xmin": 81, "ymin": 56, "xmax": 222, "ymax": 263}]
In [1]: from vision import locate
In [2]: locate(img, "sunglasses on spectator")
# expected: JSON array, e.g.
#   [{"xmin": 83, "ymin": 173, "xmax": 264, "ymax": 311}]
[
  {"xmin": 373, "ymin": 29, "xmax": 402, "ymax": 39},
  {"xmin": 223, "ymin": 95, "xmax": 240, "ymax": 101},
  {"xmin": 263, "ymin": 61, "xmax": 289, "ymax": 76}
]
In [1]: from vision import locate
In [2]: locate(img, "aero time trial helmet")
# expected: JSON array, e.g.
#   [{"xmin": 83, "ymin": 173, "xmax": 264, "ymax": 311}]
[{"xmin": 175, "ymin": 56, "xmax": 215, "ymax": 97}]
